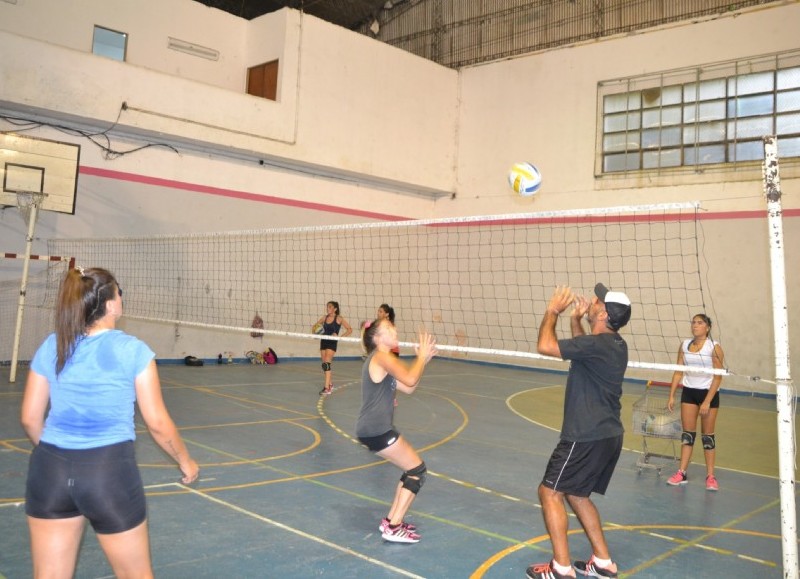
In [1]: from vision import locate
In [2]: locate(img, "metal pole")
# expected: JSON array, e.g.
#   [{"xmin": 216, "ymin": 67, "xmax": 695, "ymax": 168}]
[
  {"xmin": 9, "ymin": 199, "xmax": 40, "ymax": 383},
  {"xmin": 763, "ymin": 135, "xmax": 798, "ymax": 578}
]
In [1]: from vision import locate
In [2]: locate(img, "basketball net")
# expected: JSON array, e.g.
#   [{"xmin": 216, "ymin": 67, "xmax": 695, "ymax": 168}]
[{"xmin": 16, "ymin": 191, "xmax": 48, "ymax": 226}]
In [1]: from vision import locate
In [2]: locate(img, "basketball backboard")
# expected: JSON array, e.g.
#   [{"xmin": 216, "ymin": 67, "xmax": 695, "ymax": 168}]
[{"xmin": 0, "ymin": 134, "xmax": 80, "ymax": 214}]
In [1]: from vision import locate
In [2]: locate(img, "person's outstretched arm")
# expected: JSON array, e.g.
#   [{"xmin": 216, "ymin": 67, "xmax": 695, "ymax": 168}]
[
  {"xmin": 135, "ymin": 361, "xmax": 199, "ymax": 484},
  {"xmin": 538, "ymin": 286, "xmax": 575, "ymax": 358},
  {"xmin": 381, "ymin": 331, "xmax": 437, "ymax": 394}
]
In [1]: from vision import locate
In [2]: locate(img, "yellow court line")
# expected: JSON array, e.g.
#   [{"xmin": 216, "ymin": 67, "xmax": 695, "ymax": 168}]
[
  {"xmin": 318, "ymin": 382, "xmax": 470, "ymax": 454},
  {"xmin": 506, "ymin": 386, "xmax": 788, "ymax": 480},
  {"xmin": 506, "ymin": 387, "xmax": 562, "ymax": 433},
  {"xmin": 137, "ymin": 418, "xmax": 322, "ymax": 467},
  {"xmin": 621, "ymin": 494, "xmax": 785, "ymax": 575},
  {"xmin": 148, "ymin": 382, "xmax": 471, "ymax": 495},
  {"xmin": 4, "ymin": 379, "xmax": 786, "ymax": 577},
  {"xmin": 189, "ymin": 385, "xmax": 320, "ymax": 419},
  {"xmin": 470, "ymin": 524, "xmax": 782, "ymax": 578}
]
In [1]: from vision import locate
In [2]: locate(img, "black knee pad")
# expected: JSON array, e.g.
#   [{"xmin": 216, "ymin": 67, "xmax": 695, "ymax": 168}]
[
  {"xmin": 400, "ymin": 462, "xmax": 427, "ymax": 495},
  {"xmin": 321, "ymin": 362, "xmax": 331, "ymax": 372},
  {"xmin": 702, "ymin": 433, "xmax": 716, "ymax": 450},
  {"xmin": 681, "ymin": 431, "xmax": 696, "ymax": 446}
]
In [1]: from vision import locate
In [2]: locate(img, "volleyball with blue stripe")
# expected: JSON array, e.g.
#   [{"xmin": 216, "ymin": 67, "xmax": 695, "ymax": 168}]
[{"xmin": 508, "ymin": 162, "xmax": 542, "ymax": 197}]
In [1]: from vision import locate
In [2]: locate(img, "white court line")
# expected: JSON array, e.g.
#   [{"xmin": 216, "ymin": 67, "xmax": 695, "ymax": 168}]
[
  {"xmin": 505, "ymin": 387, "xmax": 562, "ymax": 433},
  {"xmin": 173, "ymin": 483, "xmax": 426, "ymax": 579}
]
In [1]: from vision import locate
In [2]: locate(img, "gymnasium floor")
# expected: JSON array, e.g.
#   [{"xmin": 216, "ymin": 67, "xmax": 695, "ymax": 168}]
[{"xmin": 0, "ymin": 358, "xmax": 794, "ymax": 578}]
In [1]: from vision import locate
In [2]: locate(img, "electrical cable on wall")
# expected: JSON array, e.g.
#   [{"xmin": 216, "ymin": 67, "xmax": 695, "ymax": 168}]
[{"xmin": 0, "ymin": 102, "xmax": 179, "ymax": 160}]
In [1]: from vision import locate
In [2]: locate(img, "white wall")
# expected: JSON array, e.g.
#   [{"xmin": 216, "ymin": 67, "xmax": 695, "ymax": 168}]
[
  {"xmin": 1, "ymin": 0, "xmax": 247, "ymax": 90},
  {"xmin": 447, "ymin": 3, "xmax": 800, "ymax": 390},
  {"xmin": 0, "ymin": 0, "xmax": 798, "ymax": 391},
  {"xmin": 450, "ymin": 3, "xmax": 800, "ymax": 215},
  {"xmin": 0, "ymin": 1, "xmax": 459, "ymax": 199}
]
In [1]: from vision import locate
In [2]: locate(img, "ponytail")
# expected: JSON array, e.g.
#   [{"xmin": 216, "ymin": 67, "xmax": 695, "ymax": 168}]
[
  {"xmin": 362, "ymin": 319, "xmax": 382, "ymax": 354},
  {"xmin": 55, "ymin": 267, "xmax": 118, "ymax": 374},
  {"xmin": 379, "ymin": 303, "xmax": 395, "ymax": 324}
]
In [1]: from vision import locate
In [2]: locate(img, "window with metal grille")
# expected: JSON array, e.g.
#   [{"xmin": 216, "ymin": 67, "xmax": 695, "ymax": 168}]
[{"xmin": 598, "ymin": 50, "xmax": 800, "ymax": 174}]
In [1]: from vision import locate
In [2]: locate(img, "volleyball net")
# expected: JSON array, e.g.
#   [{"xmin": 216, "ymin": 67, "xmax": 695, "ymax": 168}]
[
  {"xmin": 38, "ymin": 202, "xmax": 713, "ymax": 379},
  {"xmin": 0, "ymin": 254, "xmax": 72, "ymax": 364}
]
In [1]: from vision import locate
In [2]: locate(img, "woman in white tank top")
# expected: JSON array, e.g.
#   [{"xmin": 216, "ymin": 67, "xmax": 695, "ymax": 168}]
[{"xmin": 666, "ymin": 314, "xmax": 725, "ymax": 491}]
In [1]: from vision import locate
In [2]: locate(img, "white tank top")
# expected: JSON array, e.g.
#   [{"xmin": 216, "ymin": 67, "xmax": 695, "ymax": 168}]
[{"xmin": 681, "ymin": 338, "xmax": 718, "ymax": 390}]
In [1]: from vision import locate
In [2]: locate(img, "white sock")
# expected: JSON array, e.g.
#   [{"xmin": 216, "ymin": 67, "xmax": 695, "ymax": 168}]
[
  {"xmin": 553, "ymin": 560, "xmax": 574, "ymax": 575},
  {"xmin": 592, "ymin": 556, "xmax": 613, "ymax": 568}
]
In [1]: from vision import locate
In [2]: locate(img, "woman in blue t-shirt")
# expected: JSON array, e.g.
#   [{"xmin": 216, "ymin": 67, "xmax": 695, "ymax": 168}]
[{"xmin": 20, "ymin": 267, "xmax": 199, "ymax": 577}]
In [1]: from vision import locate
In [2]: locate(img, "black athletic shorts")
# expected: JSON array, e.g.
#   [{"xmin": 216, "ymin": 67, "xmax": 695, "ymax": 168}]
[
  {"xmin": 681, "ymin": 386, "xmax": 720, "ymax": 408},
  {"xmin": 320, "ymin": 339, "xmax": 338, "ymax": 352},
  {"xmin": 541, "ymin": 435, "xmax": 623, "ymax": 497},
  {"xmin": 358, "ymin": 429, "xmax": 400, "ymax": 452},
  {"xmin": 25, "ymin": 440, "xmax": 146, "ymax": 534}
]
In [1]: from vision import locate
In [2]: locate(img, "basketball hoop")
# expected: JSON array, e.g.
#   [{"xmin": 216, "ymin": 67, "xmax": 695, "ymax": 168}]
[{"xmin": 15, "ymin": 191, "xmax": 48, "ymax": 226}]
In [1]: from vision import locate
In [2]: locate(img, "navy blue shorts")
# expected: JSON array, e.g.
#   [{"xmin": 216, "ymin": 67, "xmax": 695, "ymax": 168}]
[
  {"xmin": 541, "ymin": 435, "xmax": 623, "ymax": 497},
  {"xmin": 681, "ymin": 386, "xmax": 720, "ymax": 408},
  {"xmin": 358, "ymin": 429, "xmax": 400, "ymax": 452},
  {"xmin": 25, "ymin": 440, "xmax": 146, "ymax": 534},
  {"xmin": 320, "ymin": 339, "xmax": 338, "ymax": 352}
]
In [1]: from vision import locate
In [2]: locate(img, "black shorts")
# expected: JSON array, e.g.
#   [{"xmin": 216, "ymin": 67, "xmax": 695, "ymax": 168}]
[
  {"xmin": 358, "ymin": 429, "xmax": 400, "ymax": 452},
  {"xmin": 25, "ymin": 440, "xmax": 146, "ymax": 534},
  {"xmin": 320, "ymin": 339, "xmax": 338, "ymax": 352},
  {"xmin": 681, "ymin": 386, "xmax": 720, "ymax": 408},
  {"xmin": 541, "ymin": 435, "xmax": 623, "ymax": 497}
]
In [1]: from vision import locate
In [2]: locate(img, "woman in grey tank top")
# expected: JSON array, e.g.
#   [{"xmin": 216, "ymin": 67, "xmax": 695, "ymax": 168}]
[{"xmin": 356, "ymin": 319, "xmax": 437, "ymax": 543}]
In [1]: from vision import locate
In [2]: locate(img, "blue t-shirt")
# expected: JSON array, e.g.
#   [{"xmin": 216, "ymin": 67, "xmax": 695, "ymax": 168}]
[{"xmin": 31, "ymin": 330, "xmax": 155, "ymax": 449}]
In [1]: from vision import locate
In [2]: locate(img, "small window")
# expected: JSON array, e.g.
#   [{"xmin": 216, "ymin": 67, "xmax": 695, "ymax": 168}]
[{"xmin": 93, "ymin": 26, "xmax": 127, "ymax": 62}]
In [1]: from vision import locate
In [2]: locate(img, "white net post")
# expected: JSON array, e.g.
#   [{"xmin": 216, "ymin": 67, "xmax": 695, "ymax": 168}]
[
  {"xmin": 9, "ymin": 191, "xmax": 47, "ymax": 383},
  {"xmin": 762, "ymin": 135, "xmax": 798, "ymax": 579}
]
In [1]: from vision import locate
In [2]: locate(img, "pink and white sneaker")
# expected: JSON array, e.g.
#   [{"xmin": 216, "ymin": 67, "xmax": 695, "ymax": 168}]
[
  {"xmin": 379, "ymin": 517, "xmax": 416, "ymax": 533},
  {"xmin": 381, "ymin": 523, "xmax": 420, "ymax": 543},
  {"xmin": 666, "ymin": 470, "xmax": 687, "ymax": 486}
]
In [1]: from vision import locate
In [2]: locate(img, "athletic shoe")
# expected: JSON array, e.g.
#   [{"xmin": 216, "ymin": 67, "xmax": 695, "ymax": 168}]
[
  {"xmin": 319, "ymin": 387, "xmax": 331, "ymax": 396},
  {"xmin": 525, "ymin": 560, "xmax": 574, "ymax": 578},
  {"xmin": 379, "ymin": 518, "xmax": 416, "ymax": 533},
  {"xmin": 574, "ymin": 555, "xmax": 618, "ymax": 578},
  {"xmin": 706, "ymin": 474, "xmax": 719, "ymax": 491},
  {"xmin": 381, "ymin": 524, "xmax": 420, "ymax": 543},
  {"xmin": 666, "ymin": 470, "xmax": 687, "ymax": 486}
]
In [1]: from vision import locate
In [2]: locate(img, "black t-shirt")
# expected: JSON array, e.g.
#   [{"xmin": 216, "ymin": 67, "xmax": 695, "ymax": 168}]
[{"xmin": 557, "ymin": 332, "xmax": 628, "ymax": 442}]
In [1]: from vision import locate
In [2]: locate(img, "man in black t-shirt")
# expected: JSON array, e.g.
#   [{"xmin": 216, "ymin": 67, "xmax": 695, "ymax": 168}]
[{"xmin": 526, "ymin": 284, "xmax": 631, "ymax": 579}]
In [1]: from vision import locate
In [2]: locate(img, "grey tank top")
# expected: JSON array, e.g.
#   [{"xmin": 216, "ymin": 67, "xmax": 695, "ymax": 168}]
[{"xmin": 355, "ymin": 351, "xmax": 397, "ymax": 438}]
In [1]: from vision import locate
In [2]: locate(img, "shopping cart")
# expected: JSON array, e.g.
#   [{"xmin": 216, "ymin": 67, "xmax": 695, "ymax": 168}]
[{"xmin": 631, "ymin": 381, "xmax": 682, "ymax": 474}]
